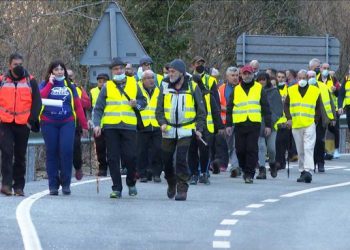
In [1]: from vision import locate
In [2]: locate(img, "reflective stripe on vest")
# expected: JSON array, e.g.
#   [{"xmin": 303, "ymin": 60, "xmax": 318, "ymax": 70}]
[
  {"xmin": 90, "ymin": 87, "xmax": 100, "ymax": 107},
  {"xmin": 0, "ymin": 76, "xmax": 32, "ymax": 124},
  {"xmin": 232, "ymin": 83, "xmax": 262, "ymax": 124},
  {"xmin": 162, "ymin": 81, "xmax": 197, "ymax": 139},
  {"xmin": 204, "ymin": 93, "xmax": 214, "ymax": 133},
  {"xmin": 325, "ymin": 78, "xmax": 338, "ymax": 110},
  {"xmin": 140, "ymin": 84, "xmax": 160, "ymax": 128},
  {"xmin": 344, "ymin": 79, "xmax": 350, "ymax": 107},
  {"xmin": 102, "ymin": 79, "xmax": 137, "ymax": 127},
  {"xmin": 317, "ymin": 81, "xmax": 334, "ymax": 120},
  {"xmin": 288, "ymin": 84, "xmax": 320, "ymax": 129}
]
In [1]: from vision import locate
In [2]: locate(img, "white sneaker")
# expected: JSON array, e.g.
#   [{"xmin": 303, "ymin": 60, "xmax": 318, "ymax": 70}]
[{"xmin": 333, "ymin": 149, "xmax": 340, "ymax": 159}]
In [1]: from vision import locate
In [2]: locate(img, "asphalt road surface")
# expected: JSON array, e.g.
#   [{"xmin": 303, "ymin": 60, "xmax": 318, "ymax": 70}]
[{"xmin": 1, "ymin": 156, "xmax": 350, "ymax": 250}]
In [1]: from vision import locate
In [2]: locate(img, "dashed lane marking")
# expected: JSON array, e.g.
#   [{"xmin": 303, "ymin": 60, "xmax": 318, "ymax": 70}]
[
  {"xmin": 261, "ymin": 198, "xmax": 279, "ymax": 203},
  {"xmin": 220, "ymin": 219, "xmax": 238, "ymax": 225},
  {"xmin": 231, "ymin": 210, "xmax": 250, "ymax": 216},
  {"xmin": 213, "ymin": 241, "xmax": 231, "ymax": 248},
  {"xmin": 246, "ymin": 204, "xmax": 264, "ymax": 208},
  {"xmin": 214, "ymin": 230, "xmax": 231, "ymax": 237}
]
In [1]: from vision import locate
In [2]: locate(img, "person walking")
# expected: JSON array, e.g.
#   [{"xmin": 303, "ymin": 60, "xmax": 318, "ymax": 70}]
[
  {"xmin": 39, "ymin": 60, "xmax": 88, "ymax": 195},
  {"xmin": 0, "ymin": 52, "xmax": 42, "ymax": 196},
  {"xmin": 156, "ymin": 59, "xmax": 206, "ymax": 201}
]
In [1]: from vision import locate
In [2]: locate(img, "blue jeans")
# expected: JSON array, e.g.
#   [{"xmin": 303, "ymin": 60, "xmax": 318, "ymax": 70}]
[{"xmin": 41, "ymin": 121, "xmax": 75, "ymax": 191}]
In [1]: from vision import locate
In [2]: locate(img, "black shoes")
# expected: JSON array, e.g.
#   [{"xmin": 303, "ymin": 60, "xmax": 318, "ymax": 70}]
[
  {"xmin": 198, "ymin": 173, "xmax": 210, "ymax": 185},
  {"xmin": 0, "ymin": 186, "xmax": 12, "ymax": 196},
  {"xmin": 230, "ymin": 167, "xmax": 241, "ymax": 178},
  {"xmin": 243, "ymin": 173, "xmax": 254, "ymax": 184},
  {"xmin": 140, "ymin": 177, "xmax": 148, "ymax": 183},
  {"xmin": 14, "ymin": 189, "xmax": 24, "ymax": 196},
  {"xmin": 269, "ymin": 163, "xmax": 278, "ymax": 178},
  {"xmin": 167, "ymin": 184, "xmax": 176, "ymax": 199},
  {"xmin": 62, "ymin": 186, "xmax": 71, "ymax": 195},
  {"xmin": 175, "ymin": 192, "xmax": 187, "ymax": 201},
  {"xmin": 189, "ymin": 175, "xmax": 198, "ymax": 185},
  {"xmin": 49, "ymin": 189, "xmax": 59, "ymax": 196},
  {"xmin": 317, "ymin": 162, "xmax": 325, "ymax": 173},
  {"xmin": 297, "ymin": 171, "xmax": 312, "ymax": 183},
  {"xmin": 153, "ymin": 176, "xmax": 161, "ymax": 183},
  {"xmin": 256, "ymin": 166, "xmax": 266, "ymax": 179},
  {"xmin": 97, "ymin": 170, "xmax": 107, "ymax": 177}
]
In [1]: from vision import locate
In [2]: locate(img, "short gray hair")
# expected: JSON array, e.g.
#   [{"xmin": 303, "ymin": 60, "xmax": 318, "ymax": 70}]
[
  {"xmin": 142, "ymin": 69, "xmax": 154, "ymax": 79},
  {"xmin": 226, "ymin": 66, "xmax": 239, "ymax": 75},
  {"xmin": 298, "ymin": 69, "xmax": 308, "ymax": 76},
  {"xmin": 309, "ymin": 58, "xmax": 320, "ymax": 68},
  {"xmin": 307, "ymin": 70, "xmax": 316, "ymax": 77}
]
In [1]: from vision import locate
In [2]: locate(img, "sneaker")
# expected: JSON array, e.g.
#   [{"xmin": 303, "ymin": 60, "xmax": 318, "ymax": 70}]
[
  {"xmin": 128, "ymin": 186, "xmax": 137, "ymax": 196},
  {"xmin": 97, "ymin": 170, "xmax": 107, "ymax": 177},
  {"xmin": 0, "ymin": 186, "xmax": 12, "ymax": 196},
  {"xmin": 189, "ymin": 175, "xmax": 198, "ymax": 185},
  {"xmin": 62, "ymin": 187, "xmax": 71, "ymax": 195},
  {"xmin": 211, "ymin": 160, "xmax": 220, "ymax": 174},
  {"xmin": 110, "ymin": 191, "xmax": 122, "ymax": 199},
  {"xmin": 14, "ymin": 189, "xmax": 24, "ymax": 196},
  {"xmin": 297, "ymin": 171, "xmax": 312, "ymax": 183},
  {"xmin": 230, "ymin": 168, "xmax": 240, "ymax": 178},
  {"xmin": 153, "ymin": 176, "xmax": 161, "ymax": 183},
  {"xmin": 121, "ymin": 168, "xmax": 128, "ymax": 175},
  {"xmin": 75, "ymin": 169, "xmax": 83, "ymax": 181},
  {"xmin": 199, "ymin": 174, "xmax": 210, "ymax": 185},
  {"xmin": 244, "ymin": 176, "xmax": 254, "ymax": 184},
  {"xmin": 49, "ymin": 189, "xmax": 59, "ymax": 196},
  {"xmin": 333, "ymin": 149, "xmax": 340, "ymax": 159}
]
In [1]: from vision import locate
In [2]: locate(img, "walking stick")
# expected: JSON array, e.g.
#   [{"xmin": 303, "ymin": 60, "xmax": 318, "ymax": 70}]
[
  {"xmin": 287, "ymin": 128, "xmax": 292, "ymax": 178},
  {"xmin": 89, "ymin": 127, "xmax": 92, "ymax": 175}
]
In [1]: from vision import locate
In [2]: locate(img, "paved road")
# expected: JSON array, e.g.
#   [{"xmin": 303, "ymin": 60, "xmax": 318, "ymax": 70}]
[{"xmin": 1, "ymin": 156, "xmax": 350, "ymax": 250}]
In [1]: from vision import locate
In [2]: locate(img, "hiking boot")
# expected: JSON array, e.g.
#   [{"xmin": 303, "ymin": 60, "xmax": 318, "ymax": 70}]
[
  {"xmin": 230, "ymin": 167, "xmax": 239, "ymax": 178},
  {"xmin": 128, "ymin": 186, "xmax": 137, "ymax": 196},
  {"xmin": 256, "ymin": 166, "xmax": 266, "ymax": 179},
  {"xmin": 175, "ymin": 192, "xmax": 187, "ymax": 201},
  {"xmin": 276, "ymin": 162, "xmax": 286, "ymax": 171},
  {"xmin": 198, "ymin": 173, "xmax": 210, "ymax": 185},
  {"xmin": 269, "ymin": 163, "xmax": 278, "ymax": 178},
  {"xmin": 297, "ymin": 171, "xmax": 312, "ymax": 183},
  {"xmin": 153, "ymin": 176, "xmax": 161, "ymax": 183},
  {"xmin": 62, "ymin": 186, "xmax": 71, "ymax": 195},
  {"xmin": 166, "ymin": 179, "xmax": 176, "ymax": 199},
  {"xmin": 211, "ymin": 160, "xmax": 221, "ymax": 174},
  {"xmin": 110, "ymin": 191, "xmax": 122, "ymax": 199},
  {"xmin": 0, "ymin": 186, "xmax": 12, "ymax": 196},
  {"xmin": 189, "ymin": 175, "xmax": 198, "ymax": 185},
  {"xmin": 140, "ymin": 177, "xmax": 148, "ymax": 183},
  {"xmin": 318, "ymin": 162, "xmax": 325, "ymax": 173},
  {"xmin": 97, "ymin": 170, "xmax": 107, "ymax": 177},
  {"xmin": 49, "ymin": 189, "xmax": 59, "ymax": 196},
  {"xmin": 75, "ymin": 168, "xmax": 83, "ymax": 181},
  {"xmin": 14, "ymin": 189, "xmax": 24, "ymax": 196}
]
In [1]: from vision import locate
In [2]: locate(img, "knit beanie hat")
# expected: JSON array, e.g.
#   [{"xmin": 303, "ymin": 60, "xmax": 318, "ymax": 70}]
[{"xmin": 169, "ymin": 59, "xmax": 186, "ymax": 75}]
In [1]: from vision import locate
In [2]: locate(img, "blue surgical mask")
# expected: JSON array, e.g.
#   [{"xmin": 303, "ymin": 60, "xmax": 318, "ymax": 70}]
[
  {"xmin": 113, "ymin": 73, "xmax": 126, "ymax": 81},
  {"xmin": 55, "ymin": 76, "xmax": 65, "ymax": 81},
  {"xmin": 322, "ymin": 70, "xmax": 329, "ymax": 77},
  {"xmin": 298, "ymin": 79, "xmax": 308, "ymax": 87},
  {"xmin": 308, "ymin": 77, "xmax": 317, "ymax": 85}
]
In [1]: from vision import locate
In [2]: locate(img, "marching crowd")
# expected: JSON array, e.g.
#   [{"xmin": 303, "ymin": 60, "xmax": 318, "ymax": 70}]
[{"xmin": 0, "ymin": 52, "xmax": 347, "ymax": 201}]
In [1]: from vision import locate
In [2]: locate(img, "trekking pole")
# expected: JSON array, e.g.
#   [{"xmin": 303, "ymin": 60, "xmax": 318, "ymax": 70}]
[
  {"xmin": 287, "ymin": 128, "xmax": 292, "ymax": 178},
  {"xmin": 89, "ymin": 127, "xmax": 92, "ymax": 175}
]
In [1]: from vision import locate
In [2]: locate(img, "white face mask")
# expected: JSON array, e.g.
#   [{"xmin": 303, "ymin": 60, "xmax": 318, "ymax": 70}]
[
  {"xmin": 298, "ymin": 79, "xmax": 308, "ymax": 87},
  {"xmin": 278, "ymin": 81, "xmax": 286, "ymax": 87},
  {"xmin": 308, "ymin": 78, "xmax": 317, "ymax": 85}
]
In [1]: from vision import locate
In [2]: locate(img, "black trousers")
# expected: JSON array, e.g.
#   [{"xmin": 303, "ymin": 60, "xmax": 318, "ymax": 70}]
[
  {"xmin": 314, "ymin": 122, "xmax": 326, "ymax": 165},
  {"xmin": 212, "ymin": 133, "xmax": 229, "ymax": 166},
  {"xmin": 73, "ymin": 127, "xmax": 82, "ymax": 171},
  {"xmin": 234, "ymin": 125, "xmax": 260, "ymax": 177},
  {"xmin": 94, "ymin": 131, "xmax": 108, "ymax": 172},
  {"xmin": 0, "ymin": 123, "xmax": 30, "ymax": 190},
  {"xmin": 288, "ymin": 132, "xmax": 298, "ymax": 158},
  {"xmin": 137, "ymin": 130, "xmax": 163, "ymax": 177},
  {"xmin": 104, "ymin": 129, "xmax": 137, "ymax": 192},
  {"xmin": 188, "ymin": 131, "xmax": 214, "ymax": 175},
  {"xmin": 275, "ymin": 127, "xmax": 290, "ymax": 168},
  {"xmin": 162, "ymin": 137, "xmax": 191, "ymax": 191},
  {"xmin": 328, "ymin": 113, "xmax": 340, "ymax": 149}
]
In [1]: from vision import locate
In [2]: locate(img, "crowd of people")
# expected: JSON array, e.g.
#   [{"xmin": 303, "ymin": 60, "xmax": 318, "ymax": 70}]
[{"xmin": 0, "ymin": 52, "xmax": 347, "ymax": 201}]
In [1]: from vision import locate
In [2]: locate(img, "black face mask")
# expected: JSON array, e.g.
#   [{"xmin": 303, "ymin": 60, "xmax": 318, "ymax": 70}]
[
  {"xmin": 315, "ymin": 68, "xmax": 320, "ymax": 75},
  {"xmin": 195, "ymin": 65, "xmax": 205, "ymax": 74},
  {"xmin": 12, "ymin": 65, "xmax": 25, "ymax": 79},
  {"xmin": 125, "ymin": 72, "xmax": 134, "ymax": 77}
]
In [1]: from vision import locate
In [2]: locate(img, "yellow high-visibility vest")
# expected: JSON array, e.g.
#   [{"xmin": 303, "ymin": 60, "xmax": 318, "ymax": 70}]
[
  {"xmin": 317, "ymin": 81, "xmax": 334, "ymax": 120},
  {"xmin": 344, "ymin": 77, "xmax": 350, "ymax": 107},
  {"xmin": 279, "ymin": 84, "xmax": 288, "ymax": 98},
  {"xmin": 232, "ymin": 83, "xmax": 262, "ymax": 124},
  {"xmin": 325, "ymin": 78, "xmax": 338, "ymax": 110},
  {"xmin": 102, "ymin": 78, "xmax": 138, "ymax": 127},
  {"xmin": 90, "ymin": 87, "xmax": 100, "ymax": 108},
  {"xmin": 203, "ymin": 93, "xmax": 214, "ymax": 133},
  {"xmin": 163, "ymin": 81, "xmax": 197, "ymax": 139},
  {"xmin": 140, "ymin": 85, "xmax": 160, "ymax": 128},
  {"xmin": 288, "ymin": 84, "xmax": 320, "ymax": 129},
  {"xmin": 202, "ymin": 74, "xmax": 216, "ymax": 90}
]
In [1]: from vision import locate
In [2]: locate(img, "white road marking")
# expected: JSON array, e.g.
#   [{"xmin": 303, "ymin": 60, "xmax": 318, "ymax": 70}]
[
  {"xmin": 214, "ymin": 230, "xmax": 231, "ymax": 237},
  {"xmin": 231, "ymin": 210, "xmax": 250, "ymax": 216},
  {"xmin": 220, "ymin": 219, "xmax": 238, "ymax": 225},
  {"xmin": 343, "ymin": 169, "xmax": 350, "ymax": 171},
  {"xmin": 325, "ymin": 166, "xmax": 346, "ymax": 170},
  {"xmin": 280, "ymin": 181, "xmax": 350, "ymax": 198},
  {"xmin": 246, "ymin": 204, "xmax": 264, "ymax": 208},
  {"xmin": 262, "ymin": 199, "xmax": 279, "ymax": 203},
  {"xmin": 213, "ymin": 241, "xmax": 231, "ymax": 248},
  {"xmin": 16, "ymin": 177, "xmax": 111, "ymax": 250}
]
